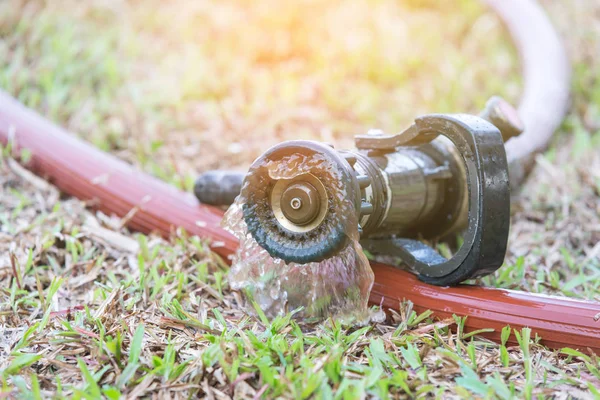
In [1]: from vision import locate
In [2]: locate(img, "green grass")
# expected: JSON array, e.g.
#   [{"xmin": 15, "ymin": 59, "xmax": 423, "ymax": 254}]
[
  {"xmin": 2, "ymin": 204, "xmax": 598, "ymax": 398},
  {"xmin": 1, "ymin": 0, "xmax": 600, "ymax": 398},
  {"xmin": 1, "ymin": 155, "xmax": 600, "ymax": 397}
]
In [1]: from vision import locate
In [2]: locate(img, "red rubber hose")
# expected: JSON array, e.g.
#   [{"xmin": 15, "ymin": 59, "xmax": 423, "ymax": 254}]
[{"xmin": 1, "ymin": 92, "xmax": 598, "ymax": 353}]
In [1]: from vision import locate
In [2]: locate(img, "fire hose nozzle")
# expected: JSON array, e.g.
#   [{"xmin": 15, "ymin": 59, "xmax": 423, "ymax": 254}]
[{"xmin": 195, "ymin": 110, "xmax": 513, "ymax": 285}]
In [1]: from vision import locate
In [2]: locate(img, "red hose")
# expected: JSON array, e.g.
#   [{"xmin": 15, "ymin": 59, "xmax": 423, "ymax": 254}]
[{"xmin": 1, "ymin": 92, "xmax": 598, "ymax": 353}]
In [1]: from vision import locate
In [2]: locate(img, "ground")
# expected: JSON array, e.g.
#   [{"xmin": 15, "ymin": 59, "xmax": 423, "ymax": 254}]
[{"xmin": 1, "ymin": 0, "xmax": 599, "ymax": 398}]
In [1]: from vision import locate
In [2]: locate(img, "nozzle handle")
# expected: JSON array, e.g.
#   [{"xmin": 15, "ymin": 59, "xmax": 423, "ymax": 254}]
[
  {"xmin": 363, "ymin": 113, "xmax": 510, "ymax": 286},
  {"xmin": 479, "ymin": 96, "xmax": 524, "ymax": 141},
  {"xmin": 194, "ymin": 170, "xmax": 245, "ymax": 206}
]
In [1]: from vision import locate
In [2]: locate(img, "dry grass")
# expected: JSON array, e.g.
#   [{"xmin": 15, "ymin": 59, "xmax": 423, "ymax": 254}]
[{"xmin": 1, "ymin": 0, "xmax": 600, "ymax": 398}]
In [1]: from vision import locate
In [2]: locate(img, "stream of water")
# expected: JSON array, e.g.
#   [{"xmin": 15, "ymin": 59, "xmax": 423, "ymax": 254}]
[{"xmin": 222, "ymin": 153, "xmax": 376, "ymax": 323}]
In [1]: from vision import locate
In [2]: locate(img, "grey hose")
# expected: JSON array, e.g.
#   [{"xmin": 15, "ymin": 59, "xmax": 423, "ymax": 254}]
[{"xmin": 484, "ymin": 0, "xmax": 572, "ymax": 188}]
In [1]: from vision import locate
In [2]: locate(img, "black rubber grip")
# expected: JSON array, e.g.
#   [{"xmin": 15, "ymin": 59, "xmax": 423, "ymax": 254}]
[{"xmin": 194, "ymin": 170, "xmax": 245, "ymax": 206}]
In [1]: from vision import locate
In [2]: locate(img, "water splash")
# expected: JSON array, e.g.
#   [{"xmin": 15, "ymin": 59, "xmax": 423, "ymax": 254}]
[{"xmin": 222, "ymin": 152, "xmax": 374, "ymax": 323}]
